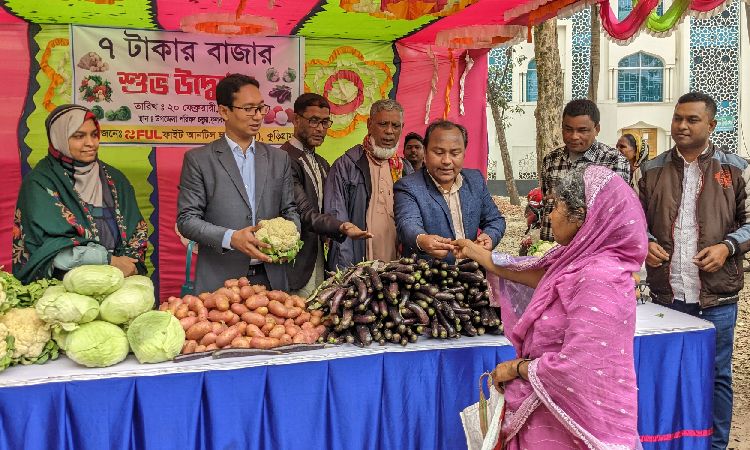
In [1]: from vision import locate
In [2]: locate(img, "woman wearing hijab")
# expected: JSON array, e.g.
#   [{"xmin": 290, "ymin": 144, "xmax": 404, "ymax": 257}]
[
  {"xmin": 13, "ymin": 104, "xmax": 148, "ymax": 283},
  {"xmin": 453, "ymin": 165, "xmax": 648, "ymax": 449},
  {"xmin": 616, "ymin": 133, "xmax": 648, "ymax": 188}
]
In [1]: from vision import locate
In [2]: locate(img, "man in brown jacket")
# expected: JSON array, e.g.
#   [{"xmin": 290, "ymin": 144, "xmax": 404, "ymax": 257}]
[
  {"xmin": 280, "ymin": 93, "xmax": 371, "ymax": 298},
  {"xmin": 638, "ymin": 92, "xmax": 750, "ymax": 450}
]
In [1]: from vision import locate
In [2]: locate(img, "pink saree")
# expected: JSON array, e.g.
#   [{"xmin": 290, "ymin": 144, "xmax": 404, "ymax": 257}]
[{"xmin": 488, "ymin": 166, "xmax": 648, "ymax": 450}]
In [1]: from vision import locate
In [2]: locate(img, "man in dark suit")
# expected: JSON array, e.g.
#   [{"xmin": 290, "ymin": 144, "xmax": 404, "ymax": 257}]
[
  {"xmin": 177, "ymin": 74, "xmax": 300, "ymax": 294},
  {"xmin": 279, "ymin": 93, "xmax": 372, "ymax": 298},
  {"xmin": 394, "ymin": 120, "xmax": 506, "ymax": 263}
]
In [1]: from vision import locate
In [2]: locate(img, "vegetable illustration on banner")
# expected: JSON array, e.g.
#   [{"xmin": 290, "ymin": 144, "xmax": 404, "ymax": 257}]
[{"xmin": 71, "ymin": 25, "xmax": 303, "ymax": 145}]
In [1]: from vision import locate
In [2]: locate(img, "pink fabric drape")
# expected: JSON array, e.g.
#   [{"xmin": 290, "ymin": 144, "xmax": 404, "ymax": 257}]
[
  {"xmin": 0, "ymin": 23, "xmax": 28, "ymax": 271},
  {"xmin": 487, "ymin": 166, "xmax": 648, "ymax": 449},
  {"xmin": 600, "ymin": 0, "xmax": 659, "ymax": 41},
  {"xmin": 394, "ymin": 43, "xmax": 489, "ymax": 177}
]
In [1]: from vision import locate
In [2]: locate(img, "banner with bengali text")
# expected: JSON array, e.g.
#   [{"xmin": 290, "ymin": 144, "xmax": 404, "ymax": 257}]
[{"xmin": 71, "ymin": 25, "xmax": 303, "ymax": 145}]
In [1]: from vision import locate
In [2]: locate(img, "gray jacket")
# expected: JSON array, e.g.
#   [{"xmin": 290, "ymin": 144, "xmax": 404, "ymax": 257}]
[
  {"xmin": 323, "ymin": 144, "xmax": 413, "ymax": 271},
  {"xmin": 177, "ymin": 138, "xmax": 300, "ymax": 295}
]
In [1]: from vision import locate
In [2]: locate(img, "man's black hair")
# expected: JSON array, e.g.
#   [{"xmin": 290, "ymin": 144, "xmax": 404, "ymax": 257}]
[
  {"xmin": 676, "ymin": 92, "xmax": 717, "ymax": 121},
  {"xmin": 216, "ymin": 74, "xmax": 260, "ymax": 108},
  {"xmin": 404, "ymin": 132, "xmax": 424, "ymax": 145},
  {"xmin": 294, "ymin": 93, "xmax": 330, "ymax": 115},
  {"xmin": 562, "ymin": 99, "xmax": 600, "ymax": 126},
  {"xmin": 423, "ymin": 120, "xmax": 468, "ymax": 149}
]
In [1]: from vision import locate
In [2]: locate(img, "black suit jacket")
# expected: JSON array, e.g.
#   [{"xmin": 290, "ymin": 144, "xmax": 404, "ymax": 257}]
[{"xmin": 279, "ymin": 141, "xmax": 345, "ymax": 290}]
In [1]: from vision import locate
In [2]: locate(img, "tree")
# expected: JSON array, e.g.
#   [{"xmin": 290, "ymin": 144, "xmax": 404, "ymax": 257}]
[
  {"xmin": 533, "ymin": 19, "xmax": 564, "ymax": 182},
  {"xmin": 588, "ymin": 5, "xmax": 601, "ymax": 102},
  {"xmin": 487, "ymin": 48, "xmax": 525, "ymax": 206}
]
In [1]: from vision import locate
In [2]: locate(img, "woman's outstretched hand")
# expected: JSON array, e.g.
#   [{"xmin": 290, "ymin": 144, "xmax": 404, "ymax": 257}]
[{"xmin": 452, "ymin": 239, "xmax": 486, "ymax": 262}]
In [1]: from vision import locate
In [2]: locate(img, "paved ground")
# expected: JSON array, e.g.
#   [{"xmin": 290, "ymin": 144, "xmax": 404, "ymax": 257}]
[{"xmin": 492, "ymin": 197, "xmax": 750, "ymax": 449}]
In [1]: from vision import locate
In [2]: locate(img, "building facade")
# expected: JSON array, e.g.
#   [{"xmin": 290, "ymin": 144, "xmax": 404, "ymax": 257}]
[{"xmin": 487, "ymin": 0, "xmax": 747, "ymax": 194}]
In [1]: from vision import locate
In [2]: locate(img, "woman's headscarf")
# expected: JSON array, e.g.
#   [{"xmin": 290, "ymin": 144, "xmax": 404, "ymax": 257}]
[{"xmin": 45, "ymin": 104, "xmax": 103, "ymax": 207}]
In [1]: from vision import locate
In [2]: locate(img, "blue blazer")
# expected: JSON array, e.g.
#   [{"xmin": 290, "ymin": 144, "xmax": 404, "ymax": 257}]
[{"xmin": 393, "ymin": 167, "xmax": 506, "ymax": 264}]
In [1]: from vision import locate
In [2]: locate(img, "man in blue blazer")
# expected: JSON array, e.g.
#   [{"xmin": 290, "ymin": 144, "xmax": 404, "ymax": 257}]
[{"xmin": 394, "ymin": 120, "xmax": 505, "ymax": 263}]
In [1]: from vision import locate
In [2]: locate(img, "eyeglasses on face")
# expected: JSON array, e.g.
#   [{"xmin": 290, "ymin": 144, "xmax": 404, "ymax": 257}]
[
  {"xmin": 229, "ymin": 105, "xmax": 271, "ymax": 116},
  {"xmin": 300, "ymin": 115, "xmax": 333, "ymax": 129}
]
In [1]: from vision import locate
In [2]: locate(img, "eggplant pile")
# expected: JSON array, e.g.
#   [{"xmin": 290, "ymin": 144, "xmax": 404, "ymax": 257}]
[{"xmin": 306, "ymin": 257, "xmax": 502, "ymax": 347}]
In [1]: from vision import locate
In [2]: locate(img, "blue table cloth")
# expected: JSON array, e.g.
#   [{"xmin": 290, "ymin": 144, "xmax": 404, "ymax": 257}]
[{"xmin": 0, "ymin": 304, "xmax": 714, "ymax": 450}]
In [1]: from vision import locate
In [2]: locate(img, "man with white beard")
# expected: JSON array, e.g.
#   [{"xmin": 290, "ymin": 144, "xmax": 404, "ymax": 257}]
[{"xmin": 324, "ymin": 99, "xmax": 414, "ymax": 270}]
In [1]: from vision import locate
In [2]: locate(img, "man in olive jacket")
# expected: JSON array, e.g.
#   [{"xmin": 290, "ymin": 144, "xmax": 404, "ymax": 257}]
[{"xmin": 638, "ymin": 92, "xmax": 750, "ymax": 450}]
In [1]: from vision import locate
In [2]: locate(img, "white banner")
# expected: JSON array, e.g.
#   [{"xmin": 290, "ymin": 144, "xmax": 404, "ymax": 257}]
[{"xmin": 71, "ymin": 25, "xmax": 303, "ymax": 145}]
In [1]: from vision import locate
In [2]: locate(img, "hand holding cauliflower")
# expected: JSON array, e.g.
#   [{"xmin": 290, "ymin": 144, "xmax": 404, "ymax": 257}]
[{"xmin": 253, "ymin": 217, "xmax": 304, "ymax": 263}]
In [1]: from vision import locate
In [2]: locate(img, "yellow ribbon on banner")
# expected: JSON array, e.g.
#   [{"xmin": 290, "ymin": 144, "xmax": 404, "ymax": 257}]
[{"xmin": 39, "ymin": 38, "xmax": 70, "ymax": 112}]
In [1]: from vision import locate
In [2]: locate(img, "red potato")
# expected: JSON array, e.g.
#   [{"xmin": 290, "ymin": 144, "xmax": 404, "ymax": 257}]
[
  {"xmin": 245, "ymin": 294, "xmax": 269, "ymax": 310},
  {"xmin": 180, "ymin": 316, "xmax": 199, "ymax": 331},
  {"xmin": 187, "ymin": 298, "xmax": 204, "ymax": 312},
  {"xmin": 245, "ymin": 324, "xmax": 265, "ymax": 337},
  {"xmin": 231, "ymin": 303, "xmax": 249, "ymax": 316},
  {"xmin": 200, "ymin": 332, "xmax": 217, "ymax": 346},
  {"xmin": 174, "ymin": 304, "xmax": 189, "ymax": 320},
  {"xmin": 231, "ymin": 286, "xmax": 241, "ymax": 294},
  {"xmin": 182, "ymin": 340, "xmax": 197, "ymax": 354},
  {"xmin": 158, "ymin": 302, "xmax": 169, "ymax": 311},
  {"xmin": 239, "ymin": 286, "xmax": 254, "ymax": 300},
  {"xmin": 217, "ymin": 287, "xmax": 242, "ymax": 304},
  {"xmin": 322, "ymin": 317, "xmax": 333, "ymax": 327},
  {"xmin": 195, "ymin": 345, "xmax": 207, "ymax": 353},
  {"xmin": 222, "ymin": 345, "xmax": 232, "ymax": 349},
  {"xmin": 295, "ymin": 312, "xmax": 311, "ymax": 326},
  {"xmin": 269, "ymin": 325, "xmax": 286, "ymax": 339},
  {"xmin": 216, "ymin": 325, "xmax": 241, "ymax": 347},
  {"xmin": 254, "ymin": 306, "xmax": 268, "ymax": 316},
  {"xmin": 310, "ymin": 310, "xmax": 324, "ymax": 318},
  {"xmin": 249, "ymin": 337, "xmax": 280, "ymax": 349},
  {"xmin": 265, "ymin": 315, "xmax": 278, "ymax": 326},
  {"xmin": 261, "ymin": 322, "xmax": 275, "ymax": 335},
  {"xmin": 238, "ymin": 277, "xmax": 250, "ymax": 288},
  {"xmin": 268, "ymin": 300, "xmax": 287, "ymax": 318},
  {"xmin": 293, "ymin": 296, "xmax": 306, "ymax": 309},
  {"xmin": 208, "ymin": 309, "xmax": 234, "ymax": 323},
  {"xmin": 300, "ymin": 329, "xmax": 319, "ymax": 344},
  {"xmin": 284, "ymin": 318, "xmax": 295, "ymax": 327},
  {"xmin": 182, "ymin": 295, "xmax": 200, "ymax": 309},
  {"xmin": 215, "ymin": 296, "xmax": 230, "ymax": 311},
  {"xmin": 168, "ymin": 298, "xmax": 183, "ymax": 315},
  {"xmin": 231, "ymin": 336, "xmax": 251, "ymax": 349},
  {"xmin": 236, "ymin": 322, "xmax": 247, "ymax": 336},
  {"xmin": 284, "ymin": 298, "xmax": 295, "ymax": 309},
  {"xmin": 199, "ymin": 292, "xmax": 210, "ymax": 300},
  {"xmin": 197, "ymin": 307, "xmax": 209, "ymax": 322},
  {"xmin": 310, "ymin": 315, "xmax": 321, "ymax": 327},
  {"xmin": 211, "ymin": 322, "xmax": 224, "ymax": 335},
  {"xmin": 252, "ymin": 284, "xmax": 267, "ymax": 293},
  {"xmin": 203, "ymin": 294, "xmax": 218, "ymax": 309},
  {"xmin": 266, "ymin": 290, "xmax": 287, "ymax": 302},
  {"xmin": 186, "ymin": 321, "xmax": 212, "ymax": 340},
  {"xmin": 285, "ymin": 307, "xmax": 302, "ymax": 319},
  {"xmin": 187, "ymin": 311, "xmax": 197, "ymax": 317},
  {"xmin": 224, "ymin": 278, "xmax": 239, "ymax": 289},
  {"xmin": 241, "ymin": 312, "xmax": 266, "ymax": 328},
  {"xmin": 292, "ymin": 334, "xmax": 306, "ymax": 344},
  {"xmin": 205, "ymin": 343, "xmax": 220, "ymax": 351},
  {"xmin": 268, "ymin": 314, "xmax": 287, "ymax": 326},
  {"xmin": 227, "ymin": 313, "xmax": 240, "ymax": 327},
  {"xmin": 285, "ymin": 326, "xmax": 299, "ymax": 337},
  {"xmin": 301, "ymin": 322, "xmax": 314, "ymax": 331},
  {"xmin": 314, "ymin": 325, "xmax": 327, "ymax": 336},
  {"xmin": 279, "ymin": 334, "xmax": 293, "ymax": 346}
]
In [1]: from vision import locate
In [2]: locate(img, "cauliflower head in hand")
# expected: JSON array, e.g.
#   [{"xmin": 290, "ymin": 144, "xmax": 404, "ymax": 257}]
[{"xmin": 254, "ymin": 217, "xmax": 303, "ymax": 262}]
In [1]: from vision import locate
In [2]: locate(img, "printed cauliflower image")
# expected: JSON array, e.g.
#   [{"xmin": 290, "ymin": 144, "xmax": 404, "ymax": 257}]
[{"xmin": 254, "ymin": 217, "xmax": 303, "ymax": 263}]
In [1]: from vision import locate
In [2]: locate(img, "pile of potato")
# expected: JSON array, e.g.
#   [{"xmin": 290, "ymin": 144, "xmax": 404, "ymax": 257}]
[{"xmin": 160, "ymin": 277, "xmax": 327, "ymax": 355}]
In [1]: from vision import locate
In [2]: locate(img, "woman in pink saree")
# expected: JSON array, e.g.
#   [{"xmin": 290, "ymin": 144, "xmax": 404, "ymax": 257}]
[{"xmin": 454, "ymin": 165, "xmax": 648, "ymax": 449}]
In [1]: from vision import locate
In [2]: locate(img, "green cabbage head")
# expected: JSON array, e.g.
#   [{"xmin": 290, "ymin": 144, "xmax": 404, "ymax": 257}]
[
  {"xmin": 63, "ymin": 265, "xmax": 124, "ymax": 298},
  {"xmin": 65, "ymin": 321, "xmax": 129, "ymax": 367},
  {"xmin": 127, "ymin": 311, "xmax": 185, "ymax": 363},
  {"xmin": 122, "ymin": 275, "xmax": 154, "ymax": 291},
  {"xmin": 99, "ymin": 284, "xmax": 154, "ymax": 325},
  {"xmin": 35, "ymin": 289, "xmax": 99, "ymax": 331}
]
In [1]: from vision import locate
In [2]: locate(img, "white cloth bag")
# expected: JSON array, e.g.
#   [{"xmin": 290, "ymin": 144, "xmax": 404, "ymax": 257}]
[{"xmin": 460, "ymin": 373, "xmax": 506, "ymax": 450}]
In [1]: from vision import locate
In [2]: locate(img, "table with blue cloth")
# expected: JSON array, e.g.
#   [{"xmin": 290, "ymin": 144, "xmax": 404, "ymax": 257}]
[{"xmin": 0, "ymin": 302, "xmax": 713, "ymax": 450}]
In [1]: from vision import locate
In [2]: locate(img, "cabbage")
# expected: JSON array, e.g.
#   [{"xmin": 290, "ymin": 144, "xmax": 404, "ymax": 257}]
[
  {"xmin": 35, "ymin": 289, "xmax": 99, "ymax": 331},
  {"xmin": 123, "ymin": 275, "xmax": 154, "ymax": 291},
  {"xmin": 127, "ymin": 311, "xmax": 185, "ymax": 363},
  {"xmin": 99, "ymin": 284, "xmax": 154, "ymax": 325},
  {"xmin": 52, "ymin": 328, "xmax": 69, "ymax": 351},
  {"xmin": 63, "ymin": 265, "xmax": 124, "ymax": 298},
  {"xmin": 65, "ymin": 321, "xmax": 129, "ymax": 367}
]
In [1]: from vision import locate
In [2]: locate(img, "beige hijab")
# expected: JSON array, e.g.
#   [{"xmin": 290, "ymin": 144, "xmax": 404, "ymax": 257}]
[{"xmin": 46, "ymin": 104, "xmax": 103, "ymax": 207}]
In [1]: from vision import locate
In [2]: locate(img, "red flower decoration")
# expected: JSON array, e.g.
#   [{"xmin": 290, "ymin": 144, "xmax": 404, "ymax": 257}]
[
  {"xmin": 74, "ymin": 241, "xmax": 80, "ymax": 245},
  {"xmin": 83, "ymin": 207, "xmax": 88, "ymax": 212},
  {"xmin": 121, "ymin": 232, "xmax": 127, "ymax": 238},
  {"xmin": 109, "ymin": 181, "xmax": 115, "ymax": 186}
]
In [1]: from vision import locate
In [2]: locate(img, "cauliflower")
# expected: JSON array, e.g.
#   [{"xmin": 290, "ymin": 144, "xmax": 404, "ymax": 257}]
[
  {"xmin": 0, "ymin": 307, "xmax": 57, "ymax": 364},
  {"xmin": 254, "ymin": 217, "xmax": 304, "ymax": 262},
  {"xmin": 532, "ymin": 241, "xmax": 558, "ymax": 258},
  {"xmin": 0, "ymin": 323, "xmax": 14, "ymax": 371}
]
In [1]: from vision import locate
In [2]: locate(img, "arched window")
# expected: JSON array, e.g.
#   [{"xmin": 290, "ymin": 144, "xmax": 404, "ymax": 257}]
[
  {"xmin": 617, "ymin": 52, "xmax": 664, "ymax": 103},
  {"xmin": 526, "ymin": 59, "xmax": 538, "ymax": 102},
  {"xmin": 618, "ymin": 0, "xmax": 663, "ymax": 21}
]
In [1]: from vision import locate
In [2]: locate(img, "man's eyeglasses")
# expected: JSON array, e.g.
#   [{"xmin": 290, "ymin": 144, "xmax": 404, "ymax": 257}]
[
  {"xmin": 229, "ymin": 105, "xmax": 271, "ymax": 116},
  {"xmin": 300, "ymin": 115, "xmax": 333, "ymax": 129}
]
